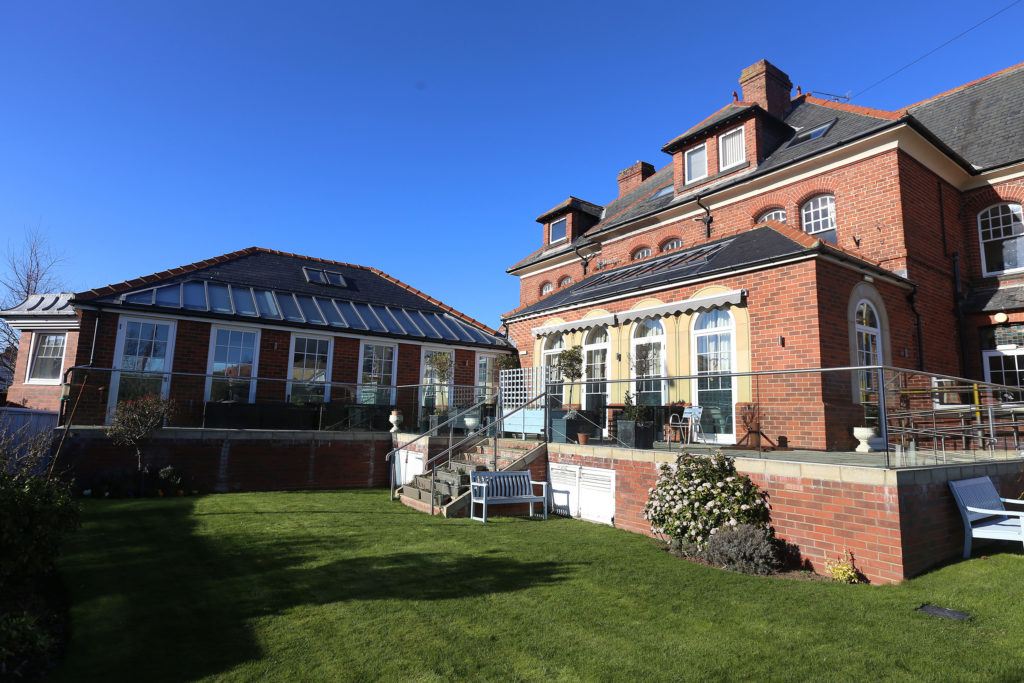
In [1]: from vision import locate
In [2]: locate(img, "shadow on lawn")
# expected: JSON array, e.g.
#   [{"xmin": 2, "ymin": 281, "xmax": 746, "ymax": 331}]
[{"xmin": 58, "ymin": 499, "xmax": 573, "ymax": 682}]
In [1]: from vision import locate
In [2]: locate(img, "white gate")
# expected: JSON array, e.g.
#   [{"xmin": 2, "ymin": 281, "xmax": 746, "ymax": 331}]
[{"xmin": 548, "ymin": 462, "xmax": 615, "ymax": 525}]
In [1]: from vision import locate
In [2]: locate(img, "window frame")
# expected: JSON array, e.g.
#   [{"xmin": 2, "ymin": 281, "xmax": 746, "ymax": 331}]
[
  {"xmin": 684, "ymin": 143, "xmax": 708, "ymax": 184},
  {"xmin": 357, "ymin": 341, "xmax": 398, "ymax": 405},
  {"xmin": 631, "ymin": 317, "xmax": 667, "ymax": 406},
  {"xmin": 978, "ymin": 203, "xmax": 1024, "ymax": 277},
  {"xmin": 286, "ymin": 333, "xmax": 334, "ymax": 404},
  {"xmin": 540, "ymin": 281, "xmax": 554, "ymax": 296},
  {"xmin": 420, "ymin": 346, "xmax": 455, "ymax": 414},
  {"xmin": 758, "ymin": 208, "xmax": 787, "ymax": 224},
  {"xmin": 475, "ymin": 352, "xmax": 497, "ymax": 402},
  {"xmin": 661, "ymin": 238, "xmax": 682, "ymax": 253},
  {"xmin": 718, "ymin": 126, "xmax": 745, "ymax": 171},
  {"xmin": 632, "ymin": 247, "xmax": 652, "ymax": 261},
  {"xmin": 204, "ymin": 325, "xmax": 261, "ymax": 403},
  {"xmin": 800, "ymin": 194, "xmax": 837, "ymax": 243},
  {"xmin": 983, "ymin": 348, "xmax": 1024, "ymax": 394},
  {"xmin": 25, "ymin": 331, "xmax": 67, "ymax": 385},
  {"xmin": 549, "ymin": 217, "xmax": 567, "ymax": 244},
  {"xmin": 690, "ymin": 308, "xmax": 737, "ymax": 444},
  {"xmin": 558, "ymin": 276, "xmax": 573, "ymax": 288}
]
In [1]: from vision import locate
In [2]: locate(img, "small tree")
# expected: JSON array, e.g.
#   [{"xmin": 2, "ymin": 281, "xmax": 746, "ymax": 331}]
[
  {"xmin": 105, "ymin": 394, "xmax": 175, "ymax": 475},
  {"xmin": 424, "ymin": 352, "xmax": 454, "ymax": 415},
  {"xmin": 555, "ymin": 345, "xmax": 583, "ymax": 412}
]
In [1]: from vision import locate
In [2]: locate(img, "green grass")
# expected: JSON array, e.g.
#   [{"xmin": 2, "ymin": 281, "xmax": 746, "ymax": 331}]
[{"xmin": 56, "ymin": 490, "xmax": 1024, "ymax": 682}]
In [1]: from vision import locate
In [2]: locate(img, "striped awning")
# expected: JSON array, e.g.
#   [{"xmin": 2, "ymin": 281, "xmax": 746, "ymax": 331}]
[{"xmin": 530, "ymin": 289, "xmax": 746, "ymax": 337}]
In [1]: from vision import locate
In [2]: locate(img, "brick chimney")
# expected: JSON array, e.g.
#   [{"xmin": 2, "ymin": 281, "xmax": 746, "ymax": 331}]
[
  {"xmin": 616, "ymin": 161, "xmax": 656, "ymax": 197},
  {"xmin": 738, "ymin": 60, "xmax": 792, "ymax": 119}
]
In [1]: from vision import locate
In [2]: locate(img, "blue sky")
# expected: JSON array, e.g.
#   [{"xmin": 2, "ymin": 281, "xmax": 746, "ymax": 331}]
[{"xmin": 1, "ymin": 1, "xmax": 1022, "ymax": 329}]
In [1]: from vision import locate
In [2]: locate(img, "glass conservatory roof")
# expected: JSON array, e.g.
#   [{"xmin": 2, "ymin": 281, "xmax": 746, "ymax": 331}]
[{"xmin": 117, "ymin": 279, "xmax": 502, "ymax": 346}]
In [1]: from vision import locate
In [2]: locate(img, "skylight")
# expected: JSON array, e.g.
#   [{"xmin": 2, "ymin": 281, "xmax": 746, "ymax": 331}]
[
  {"xmin": 116, "ymin": 280, "xmax": 496, "ymax": 345},
  {"xmin": 652, "ymin": 185, "xmax": 673, "ymax": 199},
  {"xmin": 788, "ymin": 119, "xmax": 836, "ymax": 148},
  {"xmin": 303, "ymin": 266, "xmax": 346, "ymax": 287}
]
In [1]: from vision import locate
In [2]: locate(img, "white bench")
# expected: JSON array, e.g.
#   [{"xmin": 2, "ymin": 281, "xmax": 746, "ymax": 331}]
[
  {"xmin": 470, "ymin": 471, "xmax": 548, "ymax": 523},
  {"xmin": 949, "ymin": 476, "xmax": 1024, "ymax": 558}
]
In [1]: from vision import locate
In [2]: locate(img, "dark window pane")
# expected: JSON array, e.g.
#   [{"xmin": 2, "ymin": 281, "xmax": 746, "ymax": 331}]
[{"xmin": 183, "ymin": 282, "xmax": 207, "ymax": 310}]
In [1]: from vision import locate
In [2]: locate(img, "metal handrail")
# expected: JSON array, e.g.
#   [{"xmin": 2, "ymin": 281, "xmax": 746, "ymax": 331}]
[
  {"xmin": 386, "ymin": 394, "xmax": 495, "ymax": 501},
  {"xmin": 425, "ymin": 391, "xmax": 550, "ymax": 515}
]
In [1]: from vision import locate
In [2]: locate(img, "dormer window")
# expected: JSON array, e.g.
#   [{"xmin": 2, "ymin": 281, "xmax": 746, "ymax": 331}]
[
  {"xmin": 718, "ymin": 127, "xmax": 745, "ymax": 171},
  {"xmin": 303, "ymin": 267, "xmax": 346, "ymax": 287},
  {"xmin": 685, "ymin": 144, "xmax": 707, "ymax": 184},
  {"xmin": 550, "ymin": 218, "xmax": 567, "ymax": 243}
]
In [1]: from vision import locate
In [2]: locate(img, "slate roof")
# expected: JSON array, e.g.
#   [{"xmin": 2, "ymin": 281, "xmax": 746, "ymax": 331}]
[
  {"xmin": 73, "ymin": 248, "xmax": 511, "ymax": 349},
  {"xmin": 908, "ymin": 62, "xmax": 1024, "ymax": 171},
  {"xmin": 505, "ymin": 225, "xmax": 864, "ymax": 321},
  {"xmin": 536, "ymin": 196, "xmax": 603, "ymax": 223},
  {"xmin": 661, "ymin": 103, "xmax": 757, "ymax": 153},
  {"xmin": 961, "ymin": 285, "xmax": 1024, "ymax": 314},
  {"xmin": 508, "ymin": 63, "xmax": 1024, "ymax": 276}
]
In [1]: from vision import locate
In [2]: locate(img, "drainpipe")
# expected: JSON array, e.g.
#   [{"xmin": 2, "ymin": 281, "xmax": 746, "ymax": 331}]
[
  {"xmin": 906, "ymin": 284, "xmax": 924, "ymax": 371},
  {"xmin": 952, "ymin": 253, "xmax": 970, "ymax": 377},
  {"xmin": 694, "ymin": 193, "xmax": 714, "ymax": 239},
  {"xmin": 573, "ymin": 241, "xmax": 594, "ymax": 277}
]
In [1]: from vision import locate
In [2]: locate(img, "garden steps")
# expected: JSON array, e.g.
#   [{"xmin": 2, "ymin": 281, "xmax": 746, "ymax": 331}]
[{"xmin": 397, "ymin": 438, "xmax": 548, "ymax": 518}]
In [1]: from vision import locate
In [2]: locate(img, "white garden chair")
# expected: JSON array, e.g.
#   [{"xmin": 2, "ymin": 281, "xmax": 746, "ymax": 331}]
[{"xmin": 948, "ymin": 476, "xmax": 1024, "ymax": 558}]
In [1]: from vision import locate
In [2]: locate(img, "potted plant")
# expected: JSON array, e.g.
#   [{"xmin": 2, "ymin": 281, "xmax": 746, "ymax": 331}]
[
  {"xmin": 551, "ymin": 345, "xmax": 583, "ymax": 443},
  {"xmin": 616, "ymin": 389, "xmax": 655, "ymax": 449}
]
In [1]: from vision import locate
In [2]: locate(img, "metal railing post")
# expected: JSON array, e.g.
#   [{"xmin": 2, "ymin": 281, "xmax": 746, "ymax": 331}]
[{"xmin": 878, "ymin": 367, "xmax": 889, "ymax": 469}]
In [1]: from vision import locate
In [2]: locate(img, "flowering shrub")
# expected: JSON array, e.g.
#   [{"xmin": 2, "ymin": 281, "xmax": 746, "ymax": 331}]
[
  {"xmin": 824, "ymin": 550, "xmax": 862, "ymax": 584},
  {"xmin": 643, "ymin": 451, "xmax": 769, "ymax": 551}
]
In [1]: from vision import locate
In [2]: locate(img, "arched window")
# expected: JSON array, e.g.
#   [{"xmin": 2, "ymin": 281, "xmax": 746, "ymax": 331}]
[
  {"xmin": 558, "ymin": 276, "xmax": 573, "ymax": 287},
  {"xmin": 800, "ymin": 194, "xmax": 836, "ymax": 244},
  {"xmin": 540, "ymin": 282, "xmax": 553, "ymax": 295},
  {"xmin": 583, "ymin": 326, "xmax": 609, "ymax": 428},
  {"xmin": 632, "ymin": 247, "xmax": 652, "ymax": 260},
  {"xmin": 758, "ymin": 208, "xmax": 787, "ymax": 224},
  {"xmin": 978, "ymin": 203, "xmax": 1024, "ymax": 276},
  {"xmin": 661, "ymin": 238, "xmax": 682, "ymax": 252},
  {"xmin": 692, "ymin": 309, "xmax": 735, "ymax": 443},
  {"xmin": 631, "ymin": 317, "xmax": 664, "ymax": 407},
  {"xmin": 855, "ymin": 300, "xmax": 881, "ymax": 400}
]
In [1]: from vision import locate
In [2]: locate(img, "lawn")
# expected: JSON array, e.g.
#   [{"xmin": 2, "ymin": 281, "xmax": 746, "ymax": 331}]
[{"xmin": 56, "ymin": 490, "xmax": 1024, "ymax": 681}]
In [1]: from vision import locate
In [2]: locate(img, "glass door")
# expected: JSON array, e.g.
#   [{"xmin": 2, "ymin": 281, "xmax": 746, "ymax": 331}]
[
  {"xmin": 692, "ymin": 310, "xmax": 735, "ymax": 444},
  {"xmin": 108, "ymin": 318, "xmax": 177, "ymax": 418}
]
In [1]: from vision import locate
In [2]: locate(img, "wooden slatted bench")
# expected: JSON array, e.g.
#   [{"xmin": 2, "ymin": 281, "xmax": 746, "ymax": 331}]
[{"xmin": 470, "ymin": 471, "xmax": 548, "ymax": 523}]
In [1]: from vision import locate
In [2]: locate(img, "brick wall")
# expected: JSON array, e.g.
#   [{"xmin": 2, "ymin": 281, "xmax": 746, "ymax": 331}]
[
  {"xmin": 548, "ymin": 443, "xmax": 1024, "ymax": 583},
  {"xmin": 59, "ymin": 426, "xmax": 394, "ymax": 493}
]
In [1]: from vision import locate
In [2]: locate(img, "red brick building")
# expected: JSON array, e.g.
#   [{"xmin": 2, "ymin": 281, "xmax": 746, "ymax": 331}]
[
  {"xmin": 2, "ymin": 247, "xmax": 512, "ymax": 428},
  {"xmin": 503, "ymin": 59, "xmax": 1024, "ymax": 449}
]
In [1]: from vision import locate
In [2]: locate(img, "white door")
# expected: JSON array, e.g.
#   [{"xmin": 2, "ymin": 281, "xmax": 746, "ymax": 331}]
[
  {"xmin": 395, "ymin": 449, "xmax": 424, "ymax": 486},
  {"xmin": 549, "ymin": 463, "xmax": 580, "ymax": 517},
  {"xmin": 548, "ymin": 463, "xmax": 615, "ymax": 525},
  {"xmin": 579, "ymin": 467, "xmax": 615, "ymax": 525},
  {"xmin": 108, "ymin": 317, "xmax": 177, "ymax": 419}
]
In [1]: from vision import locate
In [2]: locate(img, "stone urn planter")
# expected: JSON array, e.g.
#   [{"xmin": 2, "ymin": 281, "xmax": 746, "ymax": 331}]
[
  {"xmin": 464, "ymin": 415, "xmax": 480, "ymax": 432},
  {"xmin": 389, "ymin": 410, "xmax": 403, "ymax": 433},
  {"xmin": 853, "ymin": 426, "xmax": 877, "ymax": 453}
]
